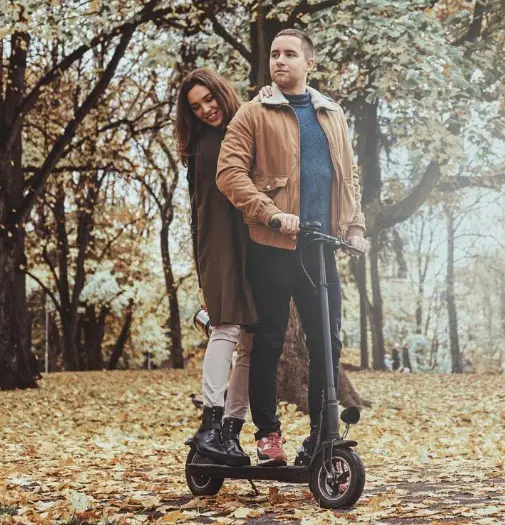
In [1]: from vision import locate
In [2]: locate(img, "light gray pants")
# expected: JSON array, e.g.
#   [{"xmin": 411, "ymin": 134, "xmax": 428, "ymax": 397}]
[{"xmin": 202, "ymin": 324, "xmax": 252, "ymax": 421}]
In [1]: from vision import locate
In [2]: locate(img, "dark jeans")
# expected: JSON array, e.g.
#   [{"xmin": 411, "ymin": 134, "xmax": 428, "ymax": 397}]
[{"xmin": 247, "ymin": 239, "xmax": 342, "ymax": 440}]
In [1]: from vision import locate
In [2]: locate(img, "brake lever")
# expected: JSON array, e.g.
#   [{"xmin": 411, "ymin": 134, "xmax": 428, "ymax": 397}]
[{"xmin": 340, "ymin": 241, "xmax": 365, "ymax": 256}]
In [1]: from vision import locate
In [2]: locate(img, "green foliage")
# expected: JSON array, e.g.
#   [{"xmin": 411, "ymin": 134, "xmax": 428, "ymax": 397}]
[{"xmin": 313, "ymin": 1, "xmax": 500, "ymax": 165}]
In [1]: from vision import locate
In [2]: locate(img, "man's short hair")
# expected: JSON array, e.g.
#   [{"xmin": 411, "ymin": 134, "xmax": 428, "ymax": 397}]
[{"xmin": 274, "ymin": 29, "xmax": 314, "ymax": 59}]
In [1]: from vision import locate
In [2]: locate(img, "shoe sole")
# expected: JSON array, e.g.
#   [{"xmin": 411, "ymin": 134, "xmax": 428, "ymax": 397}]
[{"xmin": 257, "ymin": 457, "xmax": 288, "ymax": 467}]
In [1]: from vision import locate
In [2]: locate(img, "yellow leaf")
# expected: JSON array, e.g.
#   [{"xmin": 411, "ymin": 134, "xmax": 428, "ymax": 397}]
[
  {"xmin": 231, "ymin": 507, "xmax": 252, "ymax": 518},
  {"xmin": 268, "ymin": 486, "xmax": 286, "ymax": 505},
  {"xmin": 161, "ymin": 510, "xmax": 184, "ymax": 522}
]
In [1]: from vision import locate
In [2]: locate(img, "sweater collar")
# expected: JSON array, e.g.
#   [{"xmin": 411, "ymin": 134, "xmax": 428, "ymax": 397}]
[{"xmin": 261, "ymin": 82, "xmax": 339, "ymax": 111}]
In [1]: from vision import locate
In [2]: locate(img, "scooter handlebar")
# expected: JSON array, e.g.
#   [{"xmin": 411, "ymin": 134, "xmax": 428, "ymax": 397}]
[
  {"xmin": 269, "ymin": 217, "xmax": 282, "ymax": 230},
  {"xmin": 268, "ymin": 217, "xmax": 364, "ymax": 255}
]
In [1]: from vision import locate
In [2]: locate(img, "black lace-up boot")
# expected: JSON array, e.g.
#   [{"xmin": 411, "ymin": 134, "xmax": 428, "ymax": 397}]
[
  {"xmin": 221, "ymin": 417, "xmax": 251, "ymax": 466},
  {"xmin": 193, "ymin": 406, "xmax": 230, "ymax": 463}
]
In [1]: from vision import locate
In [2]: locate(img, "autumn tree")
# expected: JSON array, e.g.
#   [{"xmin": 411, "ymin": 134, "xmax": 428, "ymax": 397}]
[{"xmin": 0, "ymin": 0, "xmax": 185, "ymax": 388}]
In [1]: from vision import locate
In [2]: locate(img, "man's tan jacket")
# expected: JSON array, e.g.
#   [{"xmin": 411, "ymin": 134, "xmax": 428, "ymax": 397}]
[{"xmin": 216, "ymin": 83, "xmax": 366, "ymax": 250}]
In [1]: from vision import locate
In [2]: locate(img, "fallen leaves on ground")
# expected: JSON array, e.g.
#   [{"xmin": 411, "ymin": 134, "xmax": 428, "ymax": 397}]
[{"xmin": 1, "ymin": 365, "xmax": 504, "ymax": 524}]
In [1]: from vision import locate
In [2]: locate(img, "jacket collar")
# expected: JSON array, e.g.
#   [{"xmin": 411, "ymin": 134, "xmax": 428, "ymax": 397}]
[{"xmin": 261, "ymin": 82, "xmax": 339, "ymax": 111}]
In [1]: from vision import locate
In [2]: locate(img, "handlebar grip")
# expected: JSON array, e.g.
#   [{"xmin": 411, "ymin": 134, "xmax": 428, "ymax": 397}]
[{"xmin": 269, "ymin": 217, "xmax": 282, "ymax": 230}]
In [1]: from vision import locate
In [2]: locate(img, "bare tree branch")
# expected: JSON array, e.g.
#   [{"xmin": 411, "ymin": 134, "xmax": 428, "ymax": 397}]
[
  {"xmin": 97, "ymin": 217, "xmax": 142, "ymax": 262},
  {"xmin": 286, "ymin": 0, "xmax": 345, "ymax": 26},
  {"xmin": 368, "ymin": 161, "xmax": 441, "ymax": 236},
  {"xmin": 25, "ymin": 271, "xmax": 61, "ymax": 313},
  {"xmin": 437, "ymin": 172, "xmax": 505, "ymax": 192},
  {"xmin": 42, "ymin": 244, "xmax": 61, "ymax": 292},
  {"xmin": 13, "ymin": 17, "xmax": 138, "ymax": 226},
  {"xmin": 23, "ymin": 165, "xmax": 118, "ymax": 178},
  {"xmin": 454, "ymin": 1, "xmax": 487, "ymax": 45},
  {"xmin": 3, "ymin": 0, "xmax": 170, "ymax": 156},
  {"xmin": 176, "ymin": 271, "xmax": 193, "ymax": 290},
  {"xmin": 208, "ymin": 13, "xmax": 252, "ymax": 63}
]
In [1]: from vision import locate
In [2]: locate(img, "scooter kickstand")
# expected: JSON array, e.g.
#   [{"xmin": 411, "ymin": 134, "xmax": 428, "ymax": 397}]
[{"xmin": 248, "ymin": 479, "xmax": 260, "ymax": 496}]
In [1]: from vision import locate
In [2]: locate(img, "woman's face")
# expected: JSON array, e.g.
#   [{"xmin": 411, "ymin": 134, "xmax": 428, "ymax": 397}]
[{"xmin": 187, "ymin": 84, "xmax": 224, "ymax": 128}]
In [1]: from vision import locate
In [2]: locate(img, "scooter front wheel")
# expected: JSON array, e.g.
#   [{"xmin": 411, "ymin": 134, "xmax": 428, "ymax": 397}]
[
  {"xmin": 185, "ymin": 448, "xmax": 224, "ymax": 496},
  {"xmin": 309, "ymin": 447, "xmax": 365, "ymax": 509}
]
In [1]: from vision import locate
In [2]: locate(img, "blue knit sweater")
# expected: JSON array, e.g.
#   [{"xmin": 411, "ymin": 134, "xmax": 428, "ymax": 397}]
[{"xmin": 285, "ymin": 91, "xmax": 333, "ymax": 234}]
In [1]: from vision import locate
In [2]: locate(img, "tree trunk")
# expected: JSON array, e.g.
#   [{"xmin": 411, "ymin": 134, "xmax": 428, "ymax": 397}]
[
  {"xmin": 0, "ymin": 31, "xmax": 37, "ymax": 390},
  {"xmin": 47, "ymin": 313, "xmax": 62, "ymax": 372},
  {"xmin": 108, "ymin": 299, "xmax": 133, "ymax": 370},
  {"xmin": 160, "ymin": 218, "xmax": 184, "ymax": 369},
  {"xmin": 249, "ymin": 3, "xmax": 281, "ymax": 97},
  {"xmin": 415, "ymin": 283, "xmax": 424, "ymax": 333},
  {"xmin": 54, "ymin": 186, "xmax": 79, "ymax": 370},
  {"xmin": 369, "ymin": 234, "xmax": 385, "ymax": 369},
  {"xmin": 278, "ymin": 302, "xmax": 370, "ymax": 411},
  {"xmin": 446, "ymin": 209, "xmax": 462, "ymax": 373},
  {"xmin": 82, "ymin": 304, "xmax": 107, "ymax": 370},
  {"xmin": 356, "ymin": 256, "xmax": 369, "ymax": 369},
  {"xmin": 278, "ymin": 302, "xmax": 309, "ymax": 412},
  {"xmin": 353, "ymin": 97, "xmax": 385, "ymax": 369},
  {"xmin": 0, "ymin": 234, "xmax": 37, "ymax": 389}
]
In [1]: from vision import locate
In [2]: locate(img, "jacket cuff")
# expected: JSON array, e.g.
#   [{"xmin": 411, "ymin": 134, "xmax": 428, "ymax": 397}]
[
  {"xmin": 346, "ymin": 225, "xmax": 365, "ymax": 239},
  {"xmin": 257, "ymin": 203, "xmax": 283, "ymax": 226}
]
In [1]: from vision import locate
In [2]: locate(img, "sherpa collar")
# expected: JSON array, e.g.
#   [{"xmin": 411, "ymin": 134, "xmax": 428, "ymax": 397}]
[{"xmin": 260, "ymin": 82, "xmax": 339, "ymax": 111}]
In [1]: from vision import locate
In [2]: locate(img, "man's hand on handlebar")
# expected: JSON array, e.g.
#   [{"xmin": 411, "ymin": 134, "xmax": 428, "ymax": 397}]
[
  {"xmin": 346, "ymin": 236, "xmax": 370, "ymax": 256},
  {"xmin": 270, "ymin": 213, "xmax": 300, "ymax": 239}
]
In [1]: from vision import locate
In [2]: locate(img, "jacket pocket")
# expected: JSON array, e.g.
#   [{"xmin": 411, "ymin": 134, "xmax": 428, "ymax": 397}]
[
  {"xmin": 340, "ymin": 181, "xmax": 356, "ymax": 225},
  {"xmin": 254, "ymin": 176, "xmax": 289, "ymax": 211},
  {"xmin": 243, "ymin": 177, "xmax": 289, "ymax": 225},
  {"xmin": 252, "ymin": 176, "xmax": 288, "ymax": 192}
]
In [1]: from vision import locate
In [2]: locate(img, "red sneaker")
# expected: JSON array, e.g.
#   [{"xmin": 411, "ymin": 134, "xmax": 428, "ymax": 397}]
[{"xmin": 257, "ymin": 432, "xmax": 288, "ymax": 466}]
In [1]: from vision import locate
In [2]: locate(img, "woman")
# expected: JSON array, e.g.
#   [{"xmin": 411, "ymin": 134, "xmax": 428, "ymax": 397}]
[{"xmin": 175, "ymin": 69, "xmax": 257, "ymax": 467}]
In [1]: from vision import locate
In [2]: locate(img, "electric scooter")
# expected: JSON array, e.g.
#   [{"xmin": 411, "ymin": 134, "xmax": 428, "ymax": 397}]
[{"xmin": 185, "ymin": 221, "xmax": 366, "ymax": 509}]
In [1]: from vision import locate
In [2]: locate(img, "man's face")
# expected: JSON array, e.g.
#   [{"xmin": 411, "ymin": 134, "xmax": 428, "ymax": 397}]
[{"xmin": 269, "ymin": 35, "xmax": 314, "ymax": 94}]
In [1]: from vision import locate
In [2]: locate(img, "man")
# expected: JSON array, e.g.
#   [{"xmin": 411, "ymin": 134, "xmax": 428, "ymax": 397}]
[{"xmin": 217, "ymin": 29, "xmax": 368, "ymax": 465}]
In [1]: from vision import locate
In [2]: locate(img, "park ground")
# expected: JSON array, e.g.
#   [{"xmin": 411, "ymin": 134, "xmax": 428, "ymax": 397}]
[{"xmin": 1, "ymin": 362, "xmax": 504, "ymax": 524}]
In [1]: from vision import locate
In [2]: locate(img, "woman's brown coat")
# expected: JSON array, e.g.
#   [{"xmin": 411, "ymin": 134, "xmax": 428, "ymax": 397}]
[{"xmin": 188, "ymin": 126, "xmax": 258, "ymax": 327}]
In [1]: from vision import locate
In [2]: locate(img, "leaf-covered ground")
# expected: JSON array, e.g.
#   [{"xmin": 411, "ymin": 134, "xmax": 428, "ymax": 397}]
[{"xmin": 1, "ymin": 366, "xmax": 504, "ymax": 524}]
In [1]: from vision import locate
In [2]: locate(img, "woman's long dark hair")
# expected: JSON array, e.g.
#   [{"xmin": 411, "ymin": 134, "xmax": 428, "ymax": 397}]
[{"xmin": 175, "ymin": 68, "xmax": 242, "ymax": 166}]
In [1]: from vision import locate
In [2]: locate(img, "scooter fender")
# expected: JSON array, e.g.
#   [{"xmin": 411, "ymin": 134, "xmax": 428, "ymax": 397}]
[
  {"xmin": 306, "ymin": 439, "xmax": 358, "ymax": 471},
  {"xmin": 328, "ymin": 439, "xmax": 358, "ymax": 449},
  {"xmin": 310, "ymin": 439, "xmax": 358, "ymax": 464}
]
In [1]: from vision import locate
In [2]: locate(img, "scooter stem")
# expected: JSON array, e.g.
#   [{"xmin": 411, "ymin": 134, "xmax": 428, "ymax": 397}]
[{"xmin": 317, "ymin": 241, "xmax": 339, "ymax": 438}]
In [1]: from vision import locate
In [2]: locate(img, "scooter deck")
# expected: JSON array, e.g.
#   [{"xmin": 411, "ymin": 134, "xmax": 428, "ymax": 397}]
[{"xmin": 186, "ymin": 463, "xmax": 309, "ymax": 483}]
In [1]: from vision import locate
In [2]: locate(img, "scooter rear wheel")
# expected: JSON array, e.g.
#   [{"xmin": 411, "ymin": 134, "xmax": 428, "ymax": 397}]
[
  {"xmin": 185, "ymin": 448, "xmax": 224, "ymax": 496},
  {"xmin": 309, "ymin": 447, "xmax": 365, "ymax": 508}
]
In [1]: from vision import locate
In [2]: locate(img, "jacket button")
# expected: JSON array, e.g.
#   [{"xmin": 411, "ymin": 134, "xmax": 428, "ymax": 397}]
[{"xmin": 266, "ymin": 184, "xmax": 271, "ymax": 190}]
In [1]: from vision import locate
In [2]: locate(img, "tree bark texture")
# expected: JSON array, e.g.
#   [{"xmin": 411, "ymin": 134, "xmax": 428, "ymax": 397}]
[
  {"xmin": 81, "ymin": 304, "xmax": 108, "ymax": 370},
  {"xmin": 0, "ymin": 32, "xmax": 37, "ymax": 390},
  {"xmin": 356, "ymin": 256, "xmax": 369, "ymax": 369},
  {"xmin": 161, "ymin": 218, "xmax": 184, "ymax": 369},
  {"xmin": 446, "ymin": 210, "xmax": 462, "ymax": 373},
  {"xmin": 108, "ymin": 300, "xmax": 133, "ymax": 370},
  {"xmin": 369, "ymin": 234, "xmax": 386, "ymax": 370},
  {"xmin": 278, "ymin": 301, "xmax": 370, "ymax": 412}
]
